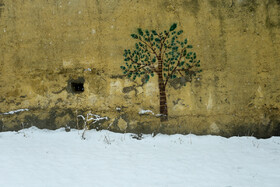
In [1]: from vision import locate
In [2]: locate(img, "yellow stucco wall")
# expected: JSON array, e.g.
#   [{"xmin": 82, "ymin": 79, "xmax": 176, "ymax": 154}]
[{"xmin": 0, "ymin": 0, "xmax": 280, "ymax": 137}]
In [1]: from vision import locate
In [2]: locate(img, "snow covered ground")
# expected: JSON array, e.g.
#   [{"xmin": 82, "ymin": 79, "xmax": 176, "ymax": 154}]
[{"xmin": 0, "ymin": 127, "xmax": 279, "ymax": 187}]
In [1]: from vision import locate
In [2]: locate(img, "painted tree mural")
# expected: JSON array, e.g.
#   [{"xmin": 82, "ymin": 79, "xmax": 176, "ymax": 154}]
[{"xmin": 121, "ymin": 23, "xmax": 202, "ymax": 122}]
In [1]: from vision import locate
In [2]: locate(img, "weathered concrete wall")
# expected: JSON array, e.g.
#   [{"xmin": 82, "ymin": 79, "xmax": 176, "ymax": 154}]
[{"xmin": 0, "ymin": 0, "xmax": 280, "ymax": 137}]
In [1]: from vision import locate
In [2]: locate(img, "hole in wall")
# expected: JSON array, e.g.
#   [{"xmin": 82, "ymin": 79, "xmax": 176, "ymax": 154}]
[
  {"xmin": 71, "ymin": 82, "xmax": 84, "ymax": 92},
  {"xmin": 67, "ymin": 77, "xmax": 85, "ymax": 94}
]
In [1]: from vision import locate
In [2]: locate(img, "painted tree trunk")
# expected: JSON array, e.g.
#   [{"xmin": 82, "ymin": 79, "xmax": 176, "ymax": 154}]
[{"xmin": 157, "ymin": 58, "xmax": 168, "ymax": 122}]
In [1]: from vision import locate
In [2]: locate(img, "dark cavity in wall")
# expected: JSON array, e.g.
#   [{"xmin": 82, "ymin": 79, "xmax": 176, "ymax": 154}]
[{"xmin": 67, "ymin": 77, "xmax": 85, "ymax": 94}]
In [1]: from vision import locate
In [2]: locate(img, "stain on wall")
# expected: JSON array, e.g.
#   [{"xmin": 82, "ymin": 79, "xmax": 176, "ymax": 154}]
[
  {"xmin": 0, "ymin": 0, "xmax": 280, "ymax": 137},
  {"xmin": 0, "ymin": 0, "xmax": 4, "ymax": 17}
]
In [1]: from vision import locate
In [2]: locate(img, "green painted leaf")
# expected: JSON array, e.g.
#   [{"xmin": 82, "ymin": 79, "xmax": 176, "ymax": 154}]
[
  {"xmin": 184, "ymin": 39, "xmax": 188, "ymax": 44},
  {"xmin": 155, "ymin": 38, "xmax": 161, "ymax": 43},
  {"xmin": 145, "ymin": 30, "xmax": 150, "ymax": 36},
  {"xmin": 187, "ymin": 45, "xmax": 193, "ymax": 48},
  {"xmin": 145, "ymin": 75, "xmax": 150, "ymax": 82},
  {"xmin": 170, "ymin": 23, "xmax": 177, "ymax": 32},
  {"xmin": 131, "ymin": 34, "xmax": 138, "ymax": 39},
  {"xmin": 152, "ymin": 30, "xmax": 157, "ymax": 35},
  {"xmin": 183, "ymin": 49, "xmax": 187, "ymax": 56},
  {"xmin": 187, "ymin": 52, "xmax": 193, "ymax": 56},
  {"xmin": 137, "ymin": 28, "xmax": 143, "ymax": 36},
  {"xmin": 177, "ymin": 30, "xmax": 183, "ymax": 35}
]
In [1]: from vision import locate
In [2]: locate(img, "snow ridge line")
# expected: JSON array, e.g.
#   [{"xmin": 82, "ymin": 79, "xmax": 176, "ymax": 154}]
[
  {"xmin": 138, "ymin": 109, "xmax": 165, "ymax": 117},
  {"xmin": 0, "ymin": 109, "xmax": 29, "ymax": 115}
]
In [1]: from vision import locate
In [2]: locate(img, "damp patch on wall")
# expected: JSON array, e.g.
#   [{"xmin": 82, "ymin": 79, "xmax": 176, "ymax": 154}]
[{"xmin": 0, "ymin": 0, "xmax": 4, "ymax": 18}]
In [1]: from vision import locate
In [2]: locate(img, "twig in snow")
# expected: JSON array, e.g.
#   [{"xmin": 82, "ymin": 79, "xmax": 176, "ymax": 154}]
[{"xmin": 77, "ymin": 111, "xmax": 108, "ymax": 140}]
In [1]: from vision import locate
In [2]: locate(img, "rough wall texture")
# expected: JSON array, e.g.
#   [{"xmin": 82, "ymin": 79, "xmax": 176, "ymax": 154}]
[{"xmin": 0, "ymin": 0, "xmax": 280, "ymax": 137}]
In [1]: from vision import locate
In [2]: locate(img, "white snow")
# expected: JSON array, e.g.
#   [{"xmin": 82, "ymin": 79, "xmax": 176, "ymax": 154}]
[
  {"xmin": 1, "ymin": 108, "xmax": 29, "ymax": 115},
  {"xmin": 0, "ymin": 127, "xmax": 280, "ymax": 187},
  {"xmin": 155, "ymin": 113, "xmax": 165, "ymax": 117},
  {"xmin": 139, "ymin": 109, "xmax": 154, "ymax": 115},
  {"xmin": 84, "ymin": 68, "xmax": 92, "ymax": 72}
]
